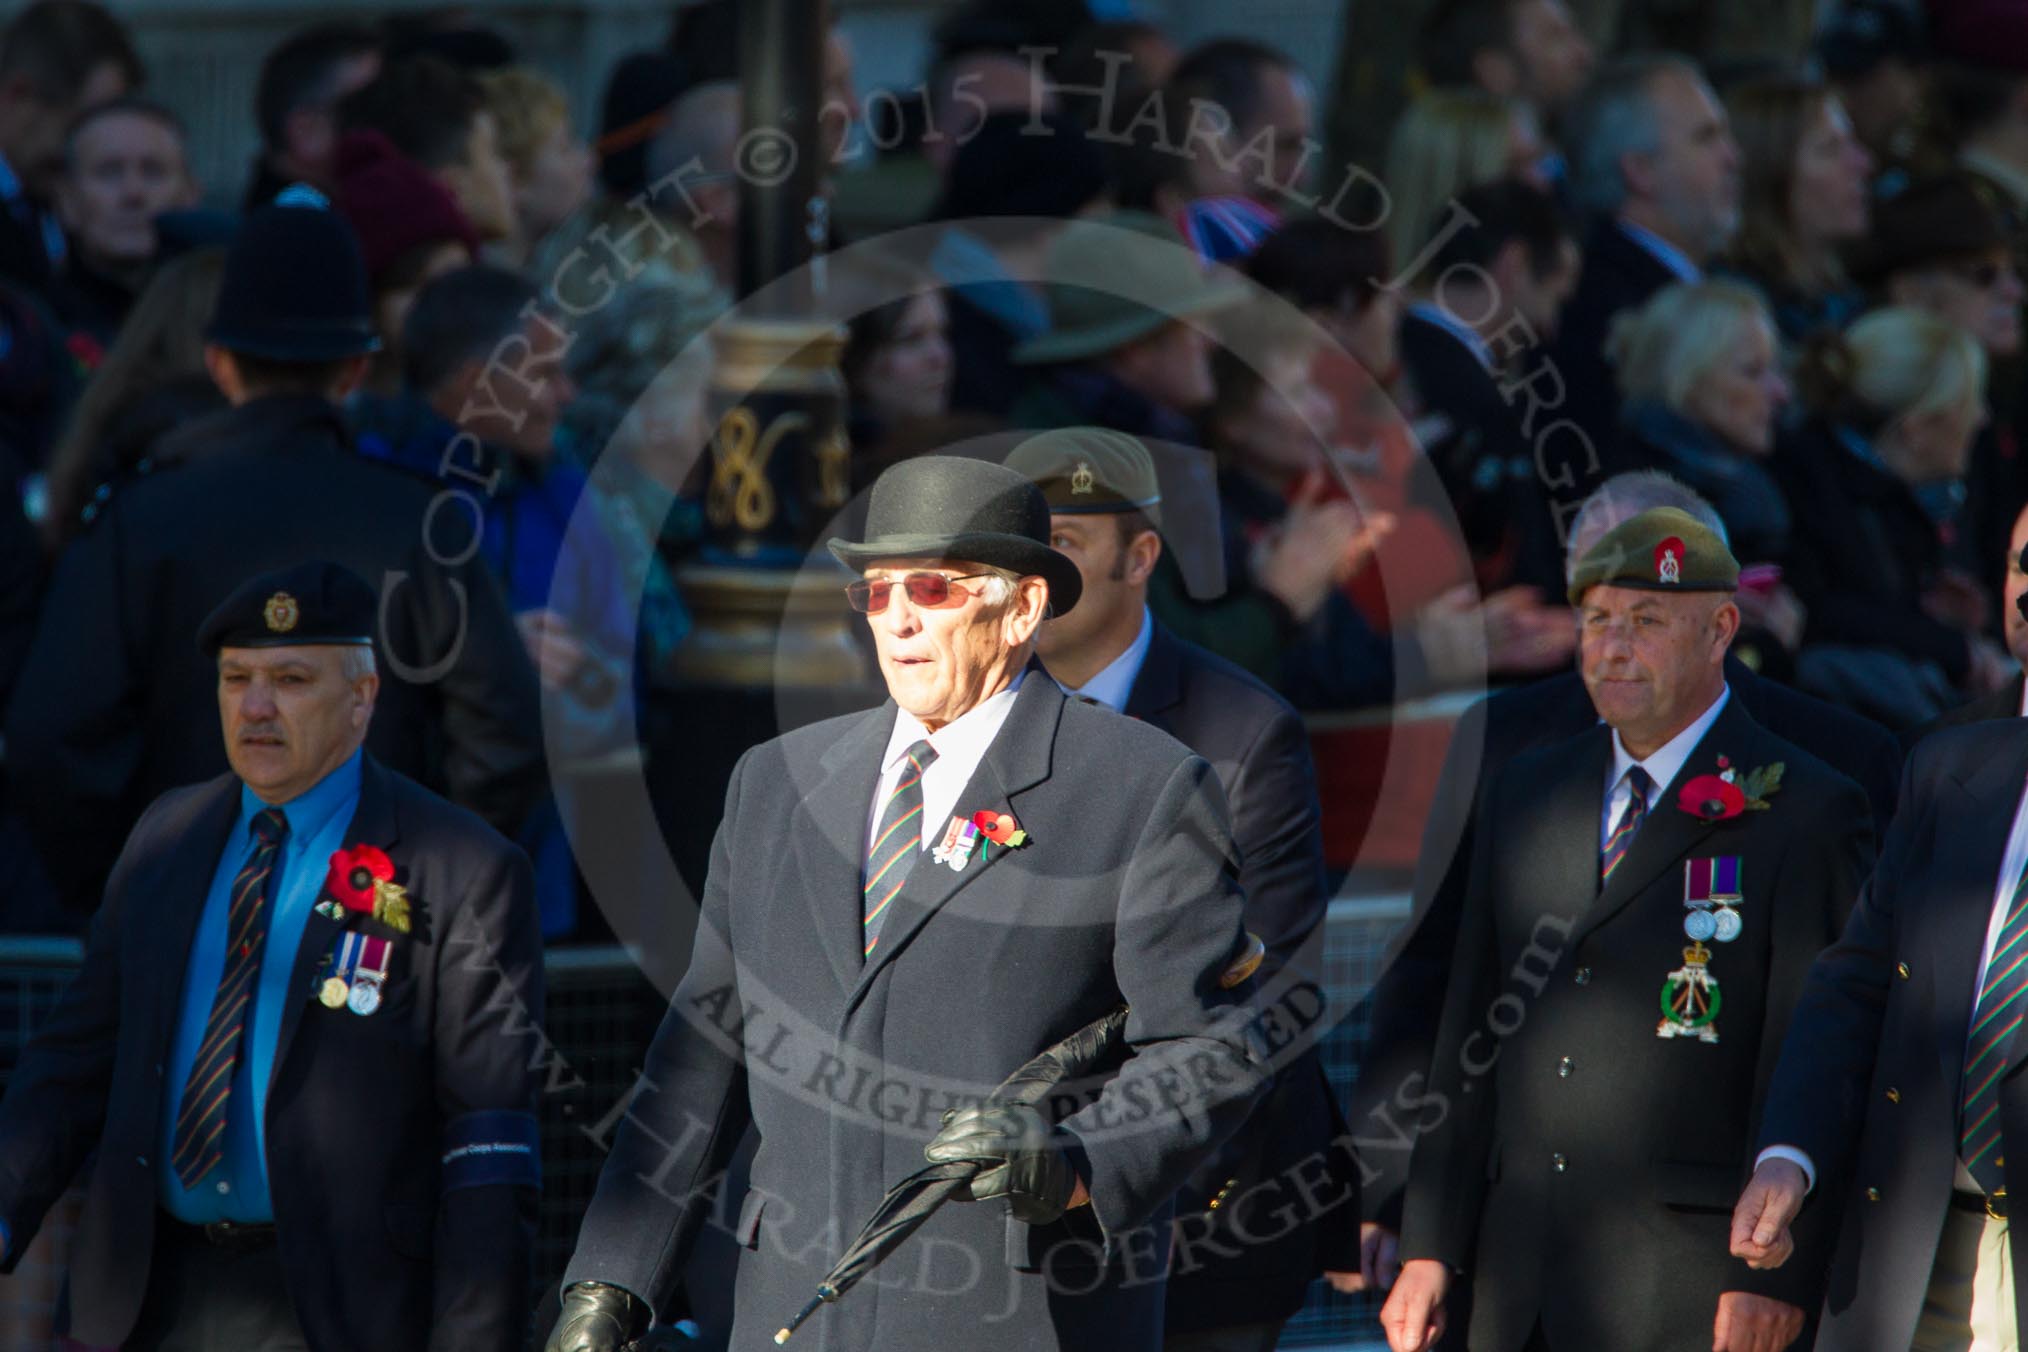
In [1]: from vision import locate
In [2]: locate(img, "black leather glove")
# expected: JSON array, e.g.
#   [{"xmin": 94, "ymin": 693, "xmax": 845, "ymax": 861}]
[
  {"xmin": 545, "ymin": 1281, "xmax": 649, "ymax": 1352},
  {"xmin": 924, "ymin": 1102, "xmax": 1081, "ymax": 1225}
]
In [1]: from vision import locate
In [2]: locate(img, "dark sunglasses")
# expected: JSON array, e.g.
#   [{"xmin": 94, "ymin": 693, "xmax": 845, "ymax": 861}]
[{"xmin": 845, "ymin": 572, "xmax": 994, "ymax": 613}]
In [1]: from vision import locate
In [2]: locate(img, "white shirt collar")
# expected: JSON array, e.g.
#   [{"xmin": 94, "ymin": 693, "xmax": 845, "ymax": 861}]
[
  {"xmin": 1407, "ymin": 300, "xmax": 1494, "ymax": 371},
  {"xmin": 1607, "ymin": 683, "xmax": 1732, "ymax": 801},
  {"xmin": 1616, "ymin": 218, "xmax": 1703, "ymax": 284},
  {"xmin": 1052, "ymin": 607, "xmax": 1154, "ymax": 713},
  {"xmin": 880, "ymin": 669, "xmax": 1027, "ymax": 775}
]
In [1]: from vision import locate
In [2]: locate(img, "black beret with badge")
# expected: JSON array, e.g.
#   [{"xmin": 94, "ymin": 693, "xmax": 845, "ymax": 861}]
[
  {"xmin": 1566, "ymin": 506, "xmax": 1740, "ymax": 606},
  {"xmin": 198, "ymin": 559, "xmax": 378, "ymax": 656},
  {"xmin": 1002, "ymin": 427, "xmax": 1164, "ymax": 521}
]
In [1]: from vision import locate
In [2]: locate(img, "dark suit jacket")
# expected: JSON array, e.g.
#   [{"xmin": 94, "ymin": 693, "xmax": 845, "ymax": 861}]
[
  {"xmin": 1546, "ymin": 218, "xmax": 1680, "ymax": 479},
  {"xmin": 1398, "ymin": 312, "xmax": 1560, "ymax": 595},
  {"xmin": 1402, "ymin": 698, "xmax": 1872, "ymax": 1350},
  {"xmin": 1120, "ymin": 624, "xmax": 1360, "ymax": 1331},
  {"xmin": 1759, "ymin": 719, "xmax": 2028, "ymax": 1346},
  {"xmin": 0, "ymin": 757, "xmax": 545, "ymax": 1352},
  {"xmin": 5, "ymin": 394, "xmax": 546, "ymax": 910},
  {"xmin": 562, "ymin": 675, "xmax": 1269, "ymax": 1352},
  {"xmin": 1900, "ymin": 674, "xmax": 2023, "ymax": 751},
  {"xmin": 1355, "ymin": 656, "xmax": 1900, "ymax": 1225}
]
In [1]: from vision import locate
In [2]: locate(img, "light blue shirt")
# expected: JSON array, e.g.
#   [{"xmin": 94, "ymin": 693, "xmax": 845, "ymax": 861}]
[
  {"xmin": 1616, "ymin": 218, "xmax": 1702, "ymax": 284},
  {"xmin": 1408, "ymin": 301, "xmax": 1494, "ymax": 372},
  {"xmin": 1052, "ymin": 607, "xmax": 1155, "ymax": 713},
  {"xmin": 159, "ymin": 751, "xmax": 364, "ymax": 1222}
]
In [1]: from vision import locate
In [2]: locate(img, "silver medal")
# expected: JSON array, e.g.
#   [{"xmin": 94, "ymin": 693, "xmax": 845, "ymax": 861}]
[
  {"xmin": 1711, "ymin": 906, "xmax": 1743, "ymax": 943},
  {"xmin": 1683, "ymin": 909, "xmax": 1718, "ymax": 942},
  {"xmin": 347, "ymin": 977, "xmax": 382, "ymax": 1016}
]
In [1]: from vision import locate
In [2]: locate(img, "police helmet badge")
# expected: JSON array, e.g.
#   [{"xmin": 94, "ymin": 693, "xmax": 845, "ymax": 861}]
[
  {"xmin": 263, "ymin": 591, "xmax": 300, "ymax": 633},
  {"xmin": 1070, "ymin": 461, "xmax": 1095, "ymax": 495},
  {"xmin": 1654, "ymin": 537, "xmax": 1684, "ymax": 586}
]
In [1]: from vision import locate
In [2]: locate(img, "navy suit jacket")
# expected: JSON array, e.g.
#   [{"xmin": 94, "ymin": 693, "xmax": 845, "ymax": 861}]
[{"xmin": 0, "ymin": 757, "xmax": 545, "ymax": 1352}]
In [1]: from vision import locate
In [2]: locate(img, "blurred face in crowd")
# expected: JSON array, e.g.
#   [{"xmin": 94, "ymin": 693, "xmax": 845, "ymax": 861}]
[
  {"xmin": 1833, "ymin": 60, "xmax": 1923, "ymax": 160},
  {"xmin": 1891, "ymin": 251, "xmax": 2026, "ymax": 358},
  {"xmin": 2004, "ymin": 503, "xmax": 2028, "ymax": 672},
  {"xmin": 58, "ymin": 108, "xmax": 197, "ymax": 271},
  {"xmin": 440, "ymin": 110, "xmax": 515, "ymax": 241},
  {"xmin": 0, "ymin": 57, "xmax": 130, "ymax": 203},
  {"xmin": 1038, "ymin": 513, "xmax": 1161, "ymax": 671},
  {"xmin": 434, "ymin": 312, "xmax": 576, "ymax": 459},
  {"xmin": 1214, "ymin": 341, "xmax": 1334, "ymax": 482},
  {"xmin": 1627, "ymin": 68, "xmax": 1741, "ymax": 260},
  {"xmin": 1884, "ymin": 392, "xmax": 1985, "ymax": 485},
  {"xmin": 859, "ymin": 293, "xmax": 953, "ymax": 427},
  {"xmin": 1789, "ymin": 96, "xmax": 1872, "ymax": 250},
  {"xmin": 514, "ymin": 115, "xmax": 592, "ymax": 245},
  {"xmin": 1685, "ymin": 316, "xmax": 1788, "ymax": 455},
  {"xmin": 282, "ymin": 49, "xmax": 382, "ymax": 184},
  {"xmin": 1110, "ymin": 320, "xmax": 1217, "ymax": 414},
  {"xmin": 1187, "ymin": 61, "xmax": 1315, "ymax": 204},
  {"xmin": 220, "ymin": 645, "xmax": 378, "ymax": 805},
  {"xmin": 860, "ymin": 560, "xmax": 1048, "ymax": 731},
  {"xmin": 1580, "ymin": 586, "xmax": 1737, "ymax": 757},
  {"xmin": 1509, "ymin": 0, "xmax": 1594, "ymax": 113}
]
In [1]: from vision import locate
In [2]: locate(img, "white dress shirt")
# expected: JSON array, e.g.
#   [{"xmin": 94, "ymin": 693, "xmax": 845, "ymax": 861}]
[
  {"xmin": 1759, "ymin": 753, "xmax": 2028, "ymax": 1195},
  {"xmin": 1052, "ymin": 608, "xmax": 1154, "ymax": 713},
  {"xmin": 867, "ymin": 672, "xmax": 1025, "ymax": 857},
  {"xmin": 1600, "ymin": 686, "xmax": 1732, "ymax": 851}
]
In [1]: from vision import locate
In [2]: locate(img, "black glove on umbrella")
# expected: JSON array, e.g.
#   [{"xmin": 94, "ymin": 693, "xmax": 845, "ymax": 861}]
[
  {"xmin": 545, "ymin": 1281, "xmax": 650, "ymax": 1352},
  {"xmin": 923, "ymin": 1101, "xmax": 1081, "ymax": 1224}
]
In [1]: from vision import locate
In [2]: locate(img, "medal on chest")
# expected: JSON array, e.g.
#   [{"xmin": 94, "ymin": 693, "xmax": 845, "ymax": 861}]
[
  {"xmin": 1657, "ymin": 942, "xmax": 1722, "ymax": 1042},
  {"xmin": 1682, "ymin": 855, "xmax": 1744, "ymax": 944},
  {"xmin": 930, "ymin": 815, "xmax": 980, "ymax": 872},
  {"xmin": 312, "ymin": 932, "xmax": 393, "ymax": 1016}
]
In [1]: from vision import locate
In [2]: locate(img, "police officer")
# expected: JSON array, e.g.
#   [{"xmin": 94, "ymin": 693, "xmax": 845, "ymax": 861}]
[{"xmin": 0, "ymin": 560, "xmax": 544, "ymax": 1351}]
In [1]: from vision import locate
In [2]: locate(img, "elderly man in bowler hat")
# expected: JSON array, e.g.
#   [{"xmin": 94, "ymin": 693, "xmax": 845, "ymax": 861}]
[
  {"xmin": 549, "ymin": 456, "xmax": 1268, "ymax": 1351},
  {"xmin": 0, "ymin": 560, "xmax": 544, "ymax": 1351},
  {"xmin": 7, "ymin": 192, "xmax": 544, "ymax": 912}
]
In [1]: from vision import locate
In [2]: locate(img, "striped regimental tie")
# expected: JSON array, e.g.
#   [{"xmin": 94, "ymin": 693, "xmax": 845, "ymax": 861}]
[
  {"xmin": 170, "ymin": 806, "xmax": 289, "ymax": 1189},
  {"xmin": 863, "ymin": 740, "xmax": 936, "ymax": 958},
  {"xmin": 1600, "ymin": 766, "xmax": 1651, "ymax": 885},
  {"xmin": 1961, "ymin": 861, "xmax": 2028, "ymax": 1195}
]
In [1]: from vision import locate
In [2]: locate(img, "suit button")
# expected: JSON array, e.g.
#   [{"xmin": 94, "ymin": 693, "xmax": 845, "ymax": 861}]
[
  {"xmin": 1558, "ymin": 1057, "xmax": 1574, "ymax": 1078},
  {"xmin": 1573, "ymin": 967, "xmax": 1592, "ymax": 986},
  {"xmin": 135, "ymin": 1156, "xmax": 147, "ymax": 1169},
  {"xmin": 1552, "ymin": 1152, "xmax": 1568, "ymax": 1172},
  {"xmin": 1897, "ymin": 962, "xmax": 1911, "ymax": 980},
  {"xmin": 1867, "ymin": 1187, "xmax": 1882, "ymax": 1202},
  {"xmin": 1886, "ymin": 1087, "xmax": 1901, "ymax": 1103}
]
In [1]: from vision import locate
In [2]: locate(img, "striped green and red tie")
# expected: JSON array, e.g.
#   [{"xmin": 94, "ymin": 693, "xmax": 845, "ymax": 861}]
[
  {"xmin": 169, "ymin": 807, "xmax": 289, "ymax": 1189},
  {"xmin": 1600, "ymin": 766, "xmax": 1651, "ymax": 885},
  {"xmin": 863, "ymin": 741, "xmax": 936, "ymax": 958},
  {"xmin": 1961, "ymin": 863, "xmax": 2028, "ymax": 1194}
]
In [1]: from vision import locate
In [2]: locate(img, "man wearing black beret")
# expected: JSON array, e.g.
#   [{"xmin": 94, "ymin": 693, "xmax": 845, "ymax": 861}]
[
  {"xmin": 548, "ymin": 456, "xmax": 1268, "ymax": 1352},
  {"xmin": 5, "ymin": 193, "xmax": 544, "ymax": 913},
  {"xmin": 0, "ymin": 559, "xmax": 544, "ymax": 1352}
]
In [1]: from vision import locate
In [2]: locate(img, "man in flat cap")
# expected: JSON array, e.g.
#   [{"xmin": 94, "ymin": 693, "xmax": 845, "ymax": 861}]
[
  {"xmin": 549, "ymin": 455, "xmax": 1267, "ymax": 1352},
  {"xmin": 0, "ymin": 560, "xmax": 544, "ymax": 1352},
  {"xmin": 1005, "ymin": 426, "xmax": 1363, "ymax": 1350},
  {"xmin": 1380, "ymin": 508, "xmax": 1872, "ymax": 1352}
]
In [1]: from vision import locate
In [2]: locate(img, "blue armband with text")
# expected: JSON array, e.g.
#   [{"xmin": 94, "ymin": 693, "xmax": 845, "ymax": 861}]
[{"xmin": 440, "ymin": 1109, "xmax": 541, "ymax": 1193}]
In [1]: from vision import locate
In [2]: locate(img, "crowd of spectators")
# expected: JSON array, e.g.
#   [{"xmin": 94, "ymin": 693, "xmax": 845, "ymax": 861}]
[{"xmin": 0, "ymin": 0, "xmax": 2017, "ymax": 940}]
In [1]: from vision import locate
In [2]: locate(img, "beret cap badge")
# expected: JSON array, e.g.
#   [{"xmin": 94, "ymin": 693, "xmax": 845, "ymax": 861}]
[
  {"xmin": 263, "ymin": 592, "xmax": 300, "ymax": 633},
  {"xmin": 1071, "ymin": 462, "xmax": 1095, "ymax": 495},
  {"xmin": 1655, "ymin": 538, "xmax": 1684, "ymax": 585}
]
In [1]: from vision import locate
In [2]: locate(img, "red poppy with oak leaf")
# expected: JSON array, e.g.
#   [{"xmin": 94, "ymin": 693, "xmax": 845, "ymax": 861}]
[
  {"xmin": 324, "ymin": 844, "xmax": 394, "ymax": 914},
  {"xmin": 970, "ymin": 810, "xmax": 1028, "ymax": 848}
]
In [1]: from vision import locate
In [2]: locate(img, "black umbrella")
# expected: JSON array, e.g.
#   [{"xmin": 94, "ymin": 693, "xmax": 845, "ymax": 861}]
[{"xmin": 774, "ymin": 933, "xmax": 1265, "ymax": 1344}]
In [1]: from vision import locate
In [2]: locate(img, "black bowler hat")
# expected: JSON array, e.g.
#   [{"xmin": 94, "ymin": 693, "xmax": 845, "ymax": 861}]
[
  {"xmin": 205, "ymin": 192, "xmax": 380, "ymax": 362},
  {"xmin": 828, "ymin": 457, "xmax": 1083, "ymax": 615},
  {"xmin": 199, "ymin": 561, "xmax": 378, "ymax": 656}
]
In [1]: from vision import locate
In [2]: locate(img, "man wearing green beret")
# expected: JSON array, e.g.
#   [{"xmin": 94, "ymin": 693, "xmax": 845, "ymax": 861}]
[{"xmin": 1381, "ymin": 507, "xmax": 1873, "ymax": 1352}]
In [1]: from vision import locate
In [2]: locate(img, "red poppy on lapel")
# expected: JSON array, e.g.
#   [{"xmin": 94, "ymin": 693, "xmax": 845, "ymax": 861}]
[
  {"xmin": 971, "ymin": 810, "xmax": 1028, "ymax": 848},
  {"xmin": 321, "ymin": 844, "xmax": 412, "ymax": 934},
  {"xmin": 1679, "ymin": 775, "xmax": 1746, "ymax": 822}
]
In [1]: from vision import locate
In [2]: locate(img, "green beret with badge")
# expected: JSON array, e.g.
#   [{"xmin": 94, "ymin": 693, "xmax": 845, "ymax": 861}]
[
  {"xmin": 1002, "ymin": 427, "xmax": 1163, "ymax": 522},
  {"xmin": 1565, "ymin": 506, "xmax": 1740, "ymax": 606}
]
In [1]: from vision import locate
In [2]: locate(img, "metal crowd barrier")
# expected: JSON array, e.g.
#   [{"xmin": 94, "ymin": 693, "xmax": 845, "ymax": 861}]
[{"xmin": 0, "ymin": 897, "xmax": 1411, "ymax": 1351}]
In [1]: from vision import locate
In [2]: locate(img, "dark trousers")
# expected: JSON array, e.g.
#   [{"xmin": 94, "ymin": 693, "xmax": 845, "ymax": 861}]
[
  {"xmin": 1162, "ymin": 1322, "xmax": 1284, "ymax": 1352},
  {"xmin": 125, "ymin": 1216, "xmax": 309, "ymax": 1352}
]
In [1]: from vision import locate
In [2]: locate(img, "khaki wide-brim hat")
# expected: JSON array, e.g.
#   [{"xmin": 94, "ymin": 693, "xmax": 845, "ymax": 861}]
[{"xmin": 1011, "ymin": 210, "xmax": 1249, "ymax": 366}]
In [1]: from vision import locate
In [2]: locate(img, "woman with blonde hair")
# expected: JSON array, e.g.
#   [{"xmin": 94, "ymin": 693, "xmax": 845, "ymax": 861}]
[
  {"xmin": 479, "ymin": 66, "xmax": 593, "ymax": 267},
  {"xmin": 1383, "ymin": 88, "xmax": 1547, "ymax": 271},
  {"xmin": 1718, "ymin": 78, "xmax": 1874, "ymax": 348},
  {"xmin": 1774, "ymin": 306, "xmax": 2004, "ymax": 725}
]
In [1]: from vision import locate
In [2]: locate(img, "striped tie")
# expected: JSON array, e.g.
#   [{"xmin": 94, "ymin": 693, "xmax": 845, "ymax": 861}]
[
  {"xmin": 1961, "ymin": 863, "xmax": 2028, "ymax": 1194},
  {"xmin": 170, "ymin": 807, "xmax": 289, "ymax": 1189},
  {"xmin": 1601, "ymin": 766, "xmax": 1651, "ymax": 885},
  {"xmin": 864, "ymin": 740, "xmax": 936, "ymax": 958}
]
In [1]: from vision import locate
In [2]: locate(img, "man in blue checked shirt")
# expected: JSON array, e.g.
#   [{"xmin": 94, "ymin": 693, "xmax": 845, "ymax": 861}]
[{"xmin": 0, "ymin": 559, "xmax": 544, "ymax": 1352}]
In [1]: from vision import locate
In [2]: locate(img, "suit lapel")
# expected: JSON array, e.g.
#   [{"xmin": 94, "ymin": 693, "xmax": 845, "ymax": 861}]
[
  {"xmin": 790, "ymin": 704, "xmax": 895, "ymax": 998},
  {"xmin": 1923, "ymin": 732, "xmax": 2028, "ymax": 1090},
  {"xmin": 847, "ymin": 676, "xmax": 1062, "ymax": 1016},
  {"xmin": 1578, "ymin": 698, "xmax": 1759, "ymax": 943},
  {"xmin": 1525, "ymin": 725, "xmax": 1613, "ymax": 931},
  {"xmin": 270, "ymin": 757, "xmax": 401, "ymax": 1086},
  {"xmin": 148, "ymin": 777, "xmax": 244, "ymax": 1036},
  {"xmin": 1122, "ymin": 622, "xmax": 1183, "ymax": 725}
]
